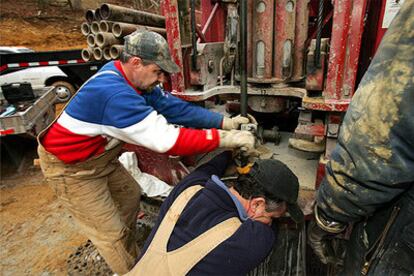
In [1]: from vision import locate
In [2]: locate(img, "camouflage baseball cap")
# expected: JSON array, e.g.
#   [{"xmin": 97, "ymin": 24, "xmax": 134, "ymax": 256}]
[{"xmin": 124, "ymin": 30, "xmax": 180, "ymax": 74}]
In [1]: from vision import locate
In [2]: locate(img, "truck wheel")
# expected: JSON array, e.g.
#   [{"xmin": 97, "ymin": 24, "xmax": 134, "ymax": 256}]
[{"xmin": 51, "ymin": 81, "xmax": 75, "ymax": 102}]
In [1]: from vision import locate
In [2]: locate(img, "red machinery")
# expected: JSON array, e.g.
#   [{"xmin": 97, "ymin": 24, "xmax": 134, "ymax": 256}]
[
  {"xmin": 157, "ymin": 0, "xmax": 400, "ymax": 190},
  {"xmin": 127, "ymin": 1, "xmax": 403, "ymax": 273}
]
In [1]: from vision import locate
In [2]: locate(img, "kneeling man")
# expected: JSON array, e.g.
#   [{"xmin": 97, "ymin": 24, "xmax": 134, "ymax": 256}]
[{"xmin": 127, "ymin": 151, "xmax": 304, "ymax": 275}]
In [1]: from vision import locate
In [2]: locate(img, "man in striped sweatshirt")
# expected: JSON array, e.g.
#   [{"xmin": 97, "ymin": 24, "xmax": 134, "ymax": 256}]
[{"xmin": 37, "ymin": 30, "xmax": 256, "ymax": 274}]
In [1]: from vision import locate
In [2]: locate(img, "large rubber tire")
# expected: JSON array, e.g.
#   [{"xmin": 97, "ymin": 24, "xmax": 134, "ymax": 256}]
[{"xmin": 51, "ymin": 81, "xmax": 75, "ymax": 102}]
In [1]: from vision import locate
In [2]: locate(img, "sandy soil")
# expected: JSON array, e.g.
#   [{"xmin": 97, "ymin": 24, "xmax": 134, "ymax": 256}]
[
  {"xmin": 0, "ymin": 0, "xmax": 143, "ymax": 51},
  {"xmin": 0, "ymin": 0, "xmax": 86, "ymax": 51},
  {"xmin": 0, "ymin": 1, "xmax": 90, "ymax": 273},
  {"xmin": 0, "ymin": 169, "xmax": 87, "ymax": 275},
  {"xmin": 0, "ymin": 17, "xmax": 86, "ymax": 51}
]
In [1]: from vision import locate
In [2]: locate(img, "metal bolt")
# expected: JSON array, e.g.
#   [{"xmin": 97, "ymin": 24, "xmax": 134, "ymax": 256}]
[
  {"xmin": 260, "ymin": 98, "xmax": 266, "ymax": 108},
  {"xmin": 208, "ymin": 60, "xmax": 214, "ymax": 73}
]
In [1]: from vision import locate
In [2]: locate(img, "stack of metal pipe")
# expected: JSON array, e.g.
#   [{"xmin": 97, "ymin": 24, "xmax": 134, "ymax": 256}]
[{"xmin": 80, "ymin": 3, "xmax": 166, "ymax": 62}]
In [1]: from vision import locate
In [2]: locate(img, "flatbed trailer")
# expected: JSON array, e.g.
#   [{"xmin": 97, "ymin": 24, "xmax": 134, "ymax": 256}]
[
  {"xmin": 0, "ymin": 49, "xmax": 105, "ymax": 89},
  {"xmin": 0, "ymin": 49, "xmax": 107, "ymax": 137},
  {"xmin": 0, "ymin": 87, "xmax": 56, "ymax": 137}
]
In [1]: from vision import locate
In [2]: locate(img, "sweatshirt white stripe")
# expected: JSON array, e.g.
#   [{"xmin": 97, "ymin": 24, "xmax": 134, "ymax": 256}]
[
  {"xmin": 58, "ymin": 110, "xmax": 180, "ymax": 153},
  {"xmin": 57, "ymin": 111, "xmax": 103, "ymax": 136},
  {"xmin": 102, "ymin": 111, "xmax": 180, "ymax": 153}
]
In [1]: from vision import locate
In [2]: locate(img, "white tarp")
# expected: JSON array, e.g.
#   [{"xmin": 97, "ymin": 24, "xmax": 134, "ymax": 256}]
[{"xmin": 119, "ymin": 151, "xmax": 173, "ymax": 198}]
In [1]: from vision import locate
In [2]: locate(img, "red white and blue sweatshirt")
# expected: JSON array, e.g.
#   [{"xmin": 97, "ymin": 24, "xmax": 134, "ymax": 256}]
[{"xmin": 41, "ymin": 61, "xmax": 223, "ymax": 164}]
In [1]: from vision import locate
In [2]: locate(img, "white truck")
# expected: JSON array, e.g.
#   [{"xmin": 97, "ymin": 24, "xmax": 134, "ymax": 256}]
[{"xmin": 0, "ymin": 48, "xmax": 106, "ymax": 137}]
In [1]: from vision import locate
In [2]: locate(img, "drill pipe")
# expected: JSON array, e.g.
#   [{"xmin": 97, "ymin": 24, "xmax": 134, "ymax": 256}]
[
  {"xmin": 110, "ymin": 45, "xmax": 124, "ymax": 59},
  {"xmin": 81, "ymin": 47, "xmax": 94, "ymax": 62},
  {"xmin": 87, "ymin": 34, "xmax": 96, "ymax": 47},
  {"xmin": 99, "ymin": 20, "xmax": 115, "ymax": 33},
  {"xmin": 103, "ymin": 47, "xmax": 111, "ymax": 60},
  {"xmin": 96, "ymin": 32, "xmax": 123, "ymax": 48},
  {"xmin": 95, "ymin": 7, "xmax": 103, "ymax": 21},
  {"xmin": 112, "ymin": 22, "xmax": 166, "ymax": 38},
  {"xmin": 90, "ymin": 21, "xmax": 100, "ymax": 34},
  {"xmin": 100, "ymin": 3, "xmax": 165, "ymax": 28},
  {"xmin": 240, "ymin": 0, "xmax": 248, "ymax": 117},
  {"xmin": 85, "ymin": 9, "xmax": 95, "ymax": 23},
  {"xmin": 81, "ymin": 22, "xmax": 90, "ymax": 36},
  {"xmin": 93, "ymin": 47, "xmax": 103, "ymax": 60}
]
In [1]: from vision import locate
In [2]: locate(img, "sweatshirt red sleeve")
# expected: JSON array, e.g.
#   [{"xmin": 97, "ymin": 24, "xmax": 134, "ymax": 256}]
[{"xmin": 167, "ymin": 128, "xmax": 220, "ymax": 156}]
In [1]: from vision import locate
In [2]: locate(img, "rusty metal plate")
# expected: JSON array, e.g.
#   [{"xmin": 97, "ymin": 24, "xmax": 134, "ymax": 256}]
[{"xmin": 248, "ymin": 95, "xmax": 286, "ymax": 113}]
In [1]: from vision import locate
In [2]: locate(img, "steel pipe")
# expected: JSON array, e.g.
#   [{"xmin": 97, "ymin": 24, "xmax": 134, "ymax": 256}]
[
  {"xmin": 112, "ymin": 22, "xmax": 166, "ymax": 38},
  {"xmin": 93, "ymin": 47, "xmax": 103, "ymax": 60},
  {"xmin": 112, "ymin": 22, "xmax": 137, "ymax": 38},
  {"xmin": 110, "ymin": 45, "xmax": 124, "ymax": 59},
  {"xmin": 95, "ymin": 7, "xmax": 102, "ymax": 21},
  {"xmin": 81, "ymin": 22, "xmax": 90, "ymax": 36},
  {"xmin": 96, "ymin": 32, "xmax": 122, "ymax": 48},
  {"xmin": 258, "ymin": 126, "xmax": 281, "ymax": 145},
  {"xmin": 315, "ymin": 0, "xmax": 324, "ymax": 67},
  {"xmin": 81, "ymin": 47, "xmax": 94, "ymax": 61},
  {"xmin": 85, "ymin": 9, "xmax": 95, "ymax": 23},
  {"xmin": 99, "ymin": 20, "xmax": 115, "ymax": 33},
  {"xmin": 240, "ymin": 0, "xmax": 248, "ymax": 117},
  {"xmin": 292, "ymin": 0, "xmax": 309, "ymax": 81},
  {"xmin": 100, "ymin": 3, "xmax": 165, "ymax": 28},
  {"xmin": 103, "ymin": 47, "xmax": 111, "ymax": 60},
  {"xmin": 273, "ymin": 0, "xmax": 296, "ymax": 81},
  {"xmin": 90, "ymin": 21, "xmax": 100, "ymax": 34},
  {"xmin": 190, "ymin": 0, "xmax": 197, "ymax": 70},
  {"xmin": 86, "ymin": 34, "xmax": 96, "ymax": 47},
  {"xmin": 250, "ymin": 0, "xmax": 274, "ymax": 80}
]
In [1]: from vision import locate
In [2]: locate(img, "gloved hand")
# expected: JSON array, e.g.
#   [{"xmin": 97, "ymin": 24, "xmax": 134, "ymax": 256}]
[
  {"xmin": 218, "ymin": 130, "xmax": 256, "ymax": 150},
  {"xmin": 308, "ymin": 206, "xmax": 347, "ymax": 266},
  {"xmin": 222, "ymin": 114, "xmax": 258, "ymax": 130},
  {"xmin": 308, "ymin": 221, "xmax": 340, "ymax": 265}
]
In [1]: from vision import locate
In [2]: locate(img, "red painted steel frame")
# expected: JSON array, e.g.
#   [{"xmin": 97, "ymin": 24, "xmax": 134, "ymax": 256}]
[
  {"xmin": 303, "ymin": 0, "xmax": 368, "ymax": 112},
  {"xmin": 324, "ymin": 0, "xmax": 368, "ymax": 101},
  {"xmin": 274, "ymin": 0, "xmax": 296, "ymax": 81},
  {"xmin": 248, "ymin": 0, "xmax": 275, "ymax": 80},
  {"xmin": 201, "ymin": 1, "xmax": 226, "ymax": 42},
  {"xmin": 164, "ymin": 0, "xmax": 368, "ymax": 111},
  {"xmin": 162, "ymin": 0, "xmax": 227, "ymax": 92},
  {"xmin": 292, "ymin": 0, "xmax": 309, "ymax": 81},
  {"xmin": 162, "ymin": 0, "xmax": 185, "ymax": 93}
]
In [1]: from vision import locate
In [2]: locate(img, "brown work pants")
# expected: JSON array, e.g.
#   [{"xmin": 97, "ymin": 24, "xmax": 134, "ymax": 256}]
[{"xmin": 38, "ymin": 144, "xmax": 141, "ymax": 275}]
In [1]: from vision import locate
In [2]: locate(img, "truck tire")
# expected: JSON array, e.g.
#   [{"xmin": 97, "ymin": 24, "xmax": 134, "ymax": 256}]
[{"xmin": 51, "ymin": 81, "xmax": 75, "ymax": 102}]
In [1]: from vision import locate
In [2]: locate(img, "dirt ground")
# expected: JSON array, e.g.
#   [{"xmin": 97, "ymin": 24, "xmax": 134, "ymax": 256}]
[
  {"xmin": 0, "ymin": 1, "xmax": 142, "ymax": 275},
  {"xmin": 0, "ymin": 0, "xmax": 86, "ymax": 51},
  {"xmin": 0, "ymin": 0, "xmax": 158, "ymax": 50},
  {"xmin": 0, "ymin": 168, "xmax": 87, "ymax": 275}
]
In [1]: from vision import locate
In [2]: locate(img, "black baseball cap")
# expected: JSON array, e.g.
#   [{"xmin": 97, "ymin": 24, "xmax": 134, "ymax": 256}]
[{"xmin": 247, "ymin": 159, "xmax": 304, "ymax": 223}]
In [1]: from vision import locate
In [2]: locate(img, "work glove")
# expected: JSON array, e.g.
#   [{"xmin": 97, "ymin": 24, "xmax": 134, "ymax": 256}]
[
  {"xmin": 218, "ymin": 130, "xmax": 256, "ymax": 151},
  {"xmin": 308, "ymin": 206, "xmax": 347, "ymax": 266},
  {"xmin": 222, "ymin": 114, "xmax": 258, "ymax": 130}
]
